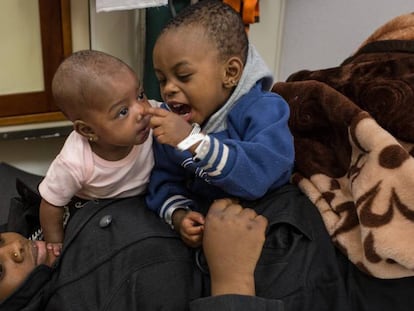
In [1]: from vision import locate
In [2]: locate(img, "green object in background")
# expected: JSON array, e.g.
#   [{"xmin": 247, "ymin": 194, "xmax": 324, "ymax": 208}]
[{"xmin": 144, "ymin": 1, "xmax": 191, "ymax": 101}]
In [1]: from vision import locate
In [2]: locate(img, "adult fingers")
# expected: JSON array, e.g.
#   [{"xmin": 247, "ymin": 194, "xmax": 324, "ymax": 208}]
[
  {"xmin": 239, "ymin": 208, "xmax": 268, "ymax": 226},
  {"xmin": 253, "ymin": 214, "xmax": 268, "ymax": 228},
  {"xmin": 208, "ymin": 198, "xmax": 240, "ymax": 214},
  {"xmin": 239, "ymin": 207, "xmax": 259, "ymax": 219}
]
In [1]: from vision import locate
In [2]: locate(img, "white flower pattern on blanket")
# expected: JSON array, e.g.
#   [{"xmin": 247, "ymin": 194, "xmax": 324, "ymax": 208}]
[
  {"xmin": 295, "ymin": 114, "xmax": 414, "ymax": 278},
  {"xmin": 273, "ymin": 12, "xmax": 414, "ymax": 277}
]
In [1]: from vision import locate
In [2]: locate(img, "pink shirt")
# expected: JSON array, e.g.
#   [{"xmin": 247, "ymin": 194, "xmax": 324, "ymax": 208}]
[{"xmin": 39, "ymin": 131, "xmax": 154, "ymax": 206}]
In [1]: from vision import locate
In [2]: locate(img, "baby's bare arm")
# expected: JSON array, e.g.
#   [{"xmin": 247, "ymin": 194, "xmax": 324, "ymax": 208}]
[{"xmin": 40, "ymin": 198, "xmax": 64, "ymax": 255}]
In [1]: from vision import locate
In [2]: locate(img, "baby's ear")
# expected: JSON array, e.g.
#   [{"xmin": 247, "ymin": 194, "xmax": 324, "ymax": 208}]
[
  {"xmin": 73, "ymin": 120, "xmax": 96, "ymax": 141},
  {"xmin": 223, "ymin": 56, "xmax": 243, "ymax": 88}
]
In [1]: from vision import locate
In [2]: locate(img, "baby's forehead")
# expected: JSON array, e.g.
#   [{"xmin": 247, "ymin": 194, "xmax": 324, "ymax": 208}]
[
  {"xmin": 158, "ymin": 25, "xmax": 215, "ymax": 49},
  {"xmin": 85, "ymin": 60, "xmax": 130, "ymax": 77},
  {"xmin": 84, "ymin": 65, "xmax": 137, "ymax": 87}
]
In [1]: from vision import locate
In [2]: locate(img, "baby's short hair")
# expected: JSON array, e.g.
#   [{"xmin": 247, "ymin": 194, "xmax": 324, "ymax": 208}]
[
  {"xmin": 52, "ymin": 50, "xmax": 133, "ymax": 120},
  {"xmin": 161, "ymin": 0, "xmax": 248, "ymax": 64}
]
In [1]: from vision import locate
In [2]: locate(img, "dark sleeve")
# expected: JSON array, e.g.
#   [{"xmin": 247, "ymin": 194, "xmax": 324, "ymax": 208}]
[
  {"xmin": 146, "ymin": 140, "xmax": 195, "ymax": 219},
  {"xmin": 190, "ymin": 295, "xmax": 284, "ymax": 311}
]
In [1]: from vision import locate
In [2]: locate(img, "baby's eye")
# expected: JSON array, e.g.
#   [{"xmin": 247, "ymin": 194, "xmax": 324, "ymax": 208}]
[
  {"xmin": 118, "ymin": 107, "xmax": 129, "ymax": 118},
  {"xmin": 177, "ymin": 74, "xmax": 191, "ymax": 82},
  {"xmin": 136, "ymin": 91, "xmax": 145, "ymax": 101}
]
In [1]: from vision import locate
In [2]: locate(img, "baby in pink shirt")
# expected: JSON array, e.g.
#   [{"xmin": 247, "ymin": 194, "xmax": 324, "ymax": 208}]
[{"xmin": 39, "ymin": 50, "xmax": 154, "ymax": 256}]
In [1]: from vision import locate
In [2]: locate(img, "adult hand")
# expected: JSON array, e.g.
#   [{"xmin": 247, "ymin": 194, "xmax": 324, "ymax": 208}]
[
  {"xmin": 203, "ymin": 198, "xmax": 268, "ymax": 296},
  {"xmin": 146, "ymin": 107, "xmax": 193, "ymax": 147}
]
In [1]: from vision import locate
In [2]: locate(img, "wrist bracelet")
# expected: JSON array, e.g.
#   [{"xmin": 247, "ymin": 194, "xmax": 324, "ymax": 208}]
[
  {"xmin": 177, "ymin": 123, "xmax": 204, "ymax": 151},
  {"xmin": 177, "ymin": 133, "xmax": 205, "ymax": 151},
  {"xmin": 189, "ymin": 123, "xmax": 201, "ymax": 135}
]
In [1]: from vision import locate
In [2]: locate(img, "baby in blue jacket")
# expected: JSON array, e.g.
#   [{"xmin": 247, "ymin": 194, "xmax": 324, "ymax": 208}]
[{"xmin": 146, "ymin": 0, "xmax": 294, "ymax": 247}]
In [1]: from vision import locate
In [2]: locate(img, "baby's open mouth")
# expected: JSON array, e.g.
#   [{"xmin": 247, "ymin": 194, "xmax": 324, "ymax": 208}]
[{"xmin": 169, "ymin": 103, "xmax": 191, "ymax": 115}]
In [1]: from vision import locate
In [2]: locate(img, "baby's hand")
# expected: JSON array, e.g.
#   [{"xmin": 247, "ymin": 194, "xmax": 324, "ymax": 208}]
[
  {"xmin": 146, "ymin": 107, "xmax": 193, "ymax": 147},
  {"xmin": 179, "ymin": 211, "xmax": 205, "ymax": 248},
  {"xmin": 46, "ymin": 242, "xmax": 63, "ymax": 257}
]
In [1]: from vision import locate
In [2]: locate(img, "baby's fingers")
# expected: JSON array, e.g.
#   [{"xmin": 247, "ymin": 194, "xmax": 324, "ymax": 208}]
[
  {"xmin": 182, "ymin": 232, "xmax": 203, "ymax": 248},
  {"xmin": 146, "ymin": 106, "xmax": 169, "ymax": 117},
  {"xmin": 47, "ymin": 242, "xmax": 63, "ymax": 257},
  {"xmin": 185, "ymin": 224, "xmax": 204, "ymax": 235}
]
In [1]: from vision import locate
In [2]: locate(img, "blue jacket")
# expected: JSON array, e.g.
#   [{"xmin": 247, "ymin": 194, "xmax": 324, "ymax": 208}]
[{"xmin": 147, "ymin": 81, "xmax": 294, "ymax": 220}]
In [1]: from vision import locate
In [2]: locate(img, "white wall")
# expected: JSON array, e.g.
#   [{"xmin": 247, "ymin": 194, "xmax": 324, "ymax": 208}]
[
  {"xmin": 279, "ymin": 0, "xmax": 414, "ymax": 81},
  {"xmin": 89, "ymin": 0, "xmax": 145, "ymax": 76},
  {"xmin": 249, "ymin": 0, "xmax": 284, "ymax": 76}
]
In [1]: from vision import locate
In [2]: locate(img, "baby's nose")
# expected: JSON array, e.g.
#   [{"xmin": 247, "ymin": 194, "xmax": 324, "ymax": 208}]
[
  {"xmin": 136, "ymin": 103, "xmax": 153, "ymax": 122},
  {"xmin": 139, "ymin": 104, "xmax": 149, "ymax": 116}
]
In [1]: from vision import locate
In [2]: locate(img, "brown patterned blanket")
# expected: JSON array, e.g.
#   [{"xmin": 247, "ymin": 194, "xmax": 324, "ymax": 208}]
[{"xmin": 272, "ymin": 13, "xmax": 414, "ymax": 278}]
